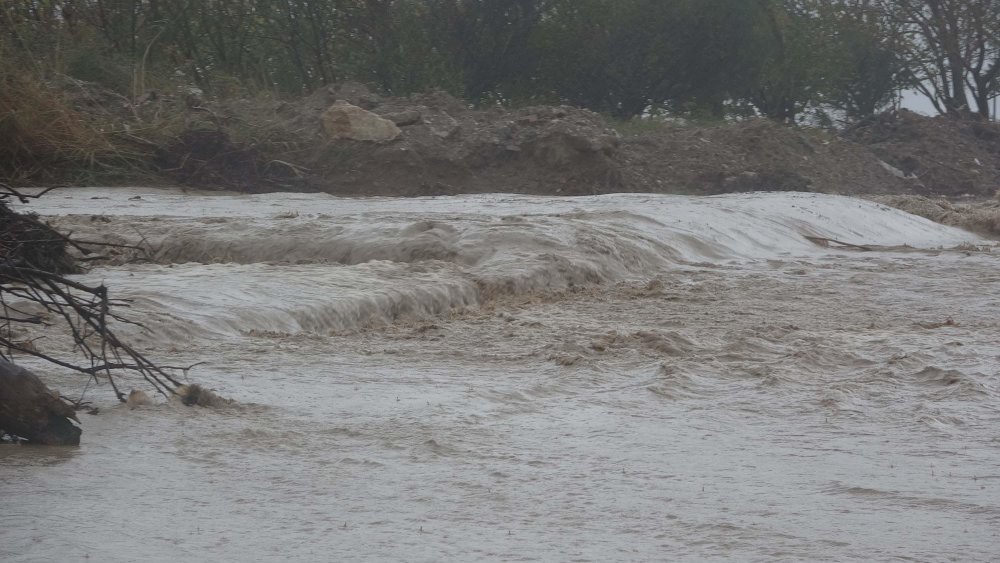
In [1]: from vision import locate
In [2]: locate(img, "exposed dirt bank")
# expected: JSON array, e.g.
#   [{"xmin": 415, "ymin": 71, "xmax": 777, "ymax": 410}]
[
  {"xmin": 4, "ymin": 78, "xmax": 1000, "ymax": 200},
  {"xmin": 846, "ymin": 110, "xmax": 1000, "ymax": 197}
]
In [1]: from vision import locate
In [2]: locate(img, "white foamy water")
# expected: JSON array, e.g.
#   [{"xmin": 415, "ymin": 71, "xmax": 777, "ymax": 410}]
[{"xmin": 3, "ymin": 188, "xmax": 999, "ymax": 562}]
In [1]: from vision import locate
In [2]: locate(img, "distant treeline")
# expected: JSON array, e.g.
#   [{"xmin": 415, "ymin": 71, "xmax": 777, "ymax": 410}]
[{"xmin": 3, "ymin": 0, "xmax": 998, "ymax": 122}]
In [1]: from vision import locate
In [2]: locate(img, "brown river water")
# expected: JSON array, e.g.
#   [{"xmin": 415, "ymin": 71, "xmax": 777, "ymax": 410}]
[{"xmin": 2, "ymin": 189, "xmax": 999, "ymax": 561}]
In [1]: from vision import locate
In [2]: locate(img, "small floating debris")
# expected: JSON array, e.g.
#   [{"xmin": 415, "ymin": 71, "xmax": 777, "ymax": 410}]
[
  {"xmin": 803, "ymin": 235, "xmax": 872, "ymax": 251},
  {"xmin": 173, "ymin": 384, "xmax": 231, "ymax": 407}
]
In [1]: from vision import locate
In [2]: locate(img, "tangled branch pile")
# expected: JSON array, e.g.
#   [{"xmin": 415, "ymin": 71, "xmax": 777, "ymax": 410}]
[{"xmin": 1, "ymin": 185, "xmax": 183, "ymax": 440}]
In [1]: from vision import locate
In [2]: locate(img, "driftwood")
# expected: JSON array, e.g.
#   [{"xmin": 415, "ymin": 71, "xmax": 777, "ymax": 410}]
[
  {"xmin": 1, "ymin": 185, "xmax": 191, "ymax": 443},
  {"xmin": 0, "ymin": 359, "xmax": 81, "ymax": 445}
]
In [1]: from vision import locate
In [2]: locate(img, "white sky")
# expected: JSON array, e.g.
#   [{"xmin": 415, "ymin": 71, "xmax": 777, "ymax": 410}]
[
  {"xmin": 900, "ymin": 90, "xmax": 938, "ymax": 116},
  {"xmin": 900, "ymin": 89, "xmax": 1000, "ymax": 119}
]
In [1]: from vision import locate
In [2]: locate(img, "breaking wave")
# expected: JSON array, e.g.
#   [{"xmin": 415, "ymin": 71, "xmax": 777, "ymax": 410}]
[{"xmin": 33, "ymin": 190, "xmax": 982, "ymax": 340}]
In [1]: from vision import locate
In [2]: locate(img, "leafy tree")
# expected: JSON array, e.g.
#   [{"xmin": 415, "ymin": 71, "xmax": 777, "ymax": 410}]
[
  {"xmin": 748, "ymin": 0, "xmax": 908, "ymax": 124},
  {"xmin": 817, "ymin": 1, "xmax": 907, "ymax": 120},
  {"xmin": 532, "ymin": 0, "xmax": 771, "ymax": 118},
  {"xmin": 4, "ymin": 0, "xmax": 994, "ymax": 122},
  {"xmin": 747, "ymin": 0, "xmax": 821, "ymax": 122},
  {"xmin": 421, "ymin": 0, "xmax": 547, "ymax": 102},
  {"xmin": 880, "ymin": 0, "xmax": 1000, "ymax": 118}
]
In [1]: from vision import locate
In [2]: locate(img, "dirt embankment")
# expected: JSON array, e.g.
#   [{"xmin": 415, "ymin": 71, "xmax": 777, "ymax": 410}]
[
  {"xmin": 208, "ymin": 84, "xmax": 625, "ymax": 196},
  {"xmin": 845, "ymin": 110, "xmax": 1000, "ymax": 198},
  {"xmin": 5, "ymin": 79, "xmax": 1000, "ymax": 200},
  {"xmin": 619, "ymin": 118, "xmax": 911, "ymax": 195}
]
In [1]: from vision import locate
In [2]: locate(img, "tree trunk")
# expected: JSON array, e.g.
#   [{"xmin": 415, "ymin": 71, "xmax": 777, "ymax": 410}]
[{"xmin": 0, "ymin": 359, "xmax": 81, "ymax": 446}]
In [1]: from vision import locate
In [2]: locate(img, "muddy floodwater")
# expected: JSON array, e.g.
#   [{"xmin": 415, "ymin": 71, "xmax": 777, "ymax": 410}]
[{"xmin": 3, "ymin": 189, "xmax": 1000, "ymax": 562}]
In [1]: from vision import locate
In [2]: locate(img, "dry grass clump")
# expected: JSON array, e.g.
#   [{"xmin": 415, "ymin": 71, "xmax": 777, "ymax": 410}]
[
  {"xmin": 0, "ymin": 62, "xmax": 311, "ymax": 190},
  {"xmin": 0, "ymin": 72, "xmax": 119, "ymax": 183}
]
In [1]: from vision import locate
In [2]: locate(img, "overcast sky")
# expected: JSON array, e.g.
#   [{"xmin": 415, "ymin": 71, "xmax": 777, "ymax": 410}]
[
  {"xmin": 900, "ymin": 90, "xmax": 999, "ymax": 119},
  {"xmin": 899, "ymin": 90, "xmax": 938, "ymax": 115}
]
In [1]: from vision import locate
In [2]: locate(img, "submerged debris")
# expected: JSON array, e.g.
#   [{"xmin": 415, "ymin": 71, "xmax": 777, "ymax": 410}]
[
  {"xmin": 126, "ymin": 389, "xmax": 154, "ymax": 409},
  {"xmin": 174, "ymin": 384, "xmax": 230, "ymax": 408},
  {"xmin": 1, "ymin": 187, "xmax": 78, "ymax": 274}
]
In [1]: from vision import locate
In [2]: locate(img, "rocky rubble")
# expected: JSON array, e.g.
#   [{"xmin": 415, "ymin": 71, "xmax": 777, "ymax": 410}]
[
  {"xmin": 255, "ymin": 83, "xmax": 1000, "ymax": 198},
  {"xmin": 278, "ymin": 84, "xmax": 627, "ymax": 196}
]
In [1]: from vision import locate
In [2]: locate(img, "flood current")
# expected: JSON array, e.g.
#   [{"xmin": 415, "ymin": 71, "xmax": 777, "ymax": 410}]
[{"xmin": 2, "ymin": 189, "xmax": 999, "ymax": 561}]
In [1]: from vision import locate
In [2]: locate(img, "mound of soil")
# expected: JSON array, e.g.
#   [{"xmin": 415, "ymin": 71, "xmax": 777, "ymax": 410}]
[
  {"xmin": 620, "ymin": 118, "xmax": 910, "ymax": 195},
  {"xmin": 224, "ymin": 84, "xmax": 625, "ymax": 196},
  {"xmin": 223, "ymin": 84, "xmax": 908, "ymax": 196},
  {"xmin": 845, "ymin": 110, "xmax": 1000, "ymax": 197},
  {"xmin": 227, "ymin": 84, "xmax": 993, "ymax": 198}
]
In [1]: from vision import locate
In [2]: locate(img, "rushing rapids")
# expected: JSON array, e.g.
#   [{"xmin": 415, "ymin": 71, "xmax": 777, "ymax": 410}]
[{"xmin": 2, "ymin": 188, "xmax": 999, "ymax": 562}]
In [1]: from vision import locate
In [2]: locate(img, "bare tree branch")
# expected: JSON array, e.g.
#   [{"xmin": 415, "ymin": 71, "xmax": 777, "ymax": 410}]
[{"xmin": 1, "ymin": 189, "xmax": 186, "ymax": 403}]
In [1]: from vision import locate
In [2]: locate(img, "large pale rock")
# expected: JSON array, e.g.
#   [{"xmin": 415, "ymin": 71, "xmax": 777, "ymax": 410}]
[
  {"xmin": 424, "ymin": 111, "xmax": 460, "ymax": 139},
  {"xmin": 321, "ymin": 101, "xmax": 401, "ymax": 142}
]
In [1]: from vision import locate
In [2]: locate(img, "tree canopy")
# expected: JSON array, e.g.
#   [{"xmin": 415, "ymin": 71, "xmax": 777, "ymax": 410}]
[{"xmin": 3, "ymin": 0, "xmax": 998, "ymax": 122}]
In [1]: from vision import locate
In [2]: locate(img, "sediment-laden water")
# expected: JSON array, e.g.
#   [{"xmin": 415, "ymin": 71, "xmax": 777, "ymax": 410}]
[{"xmin": 3, "ymin": 189, "xmax": 999, "ymax": 562}]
